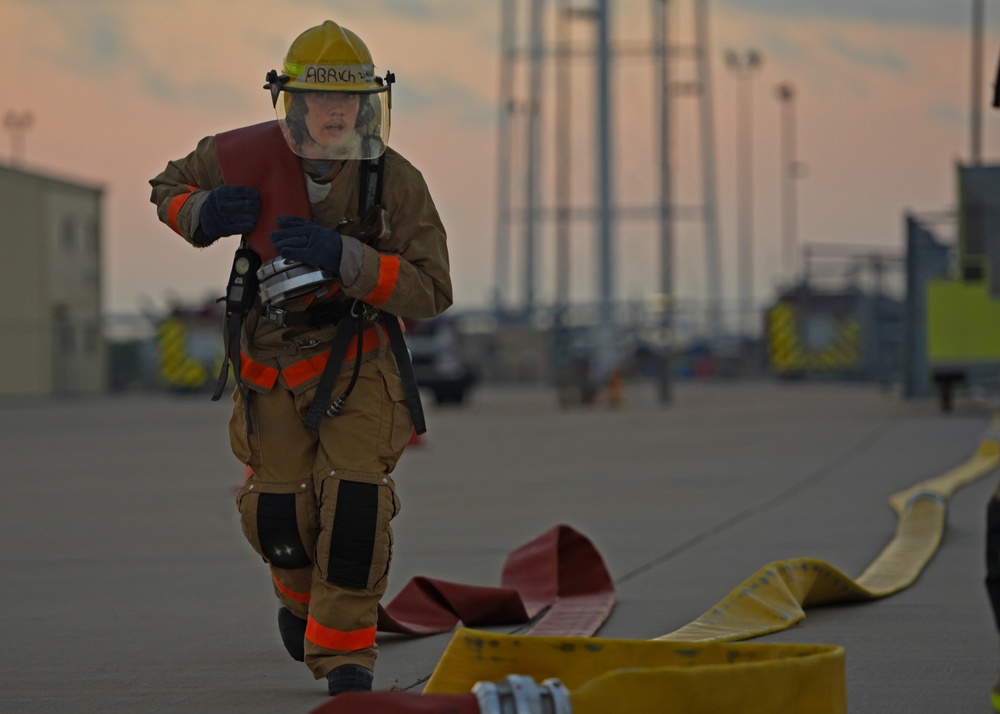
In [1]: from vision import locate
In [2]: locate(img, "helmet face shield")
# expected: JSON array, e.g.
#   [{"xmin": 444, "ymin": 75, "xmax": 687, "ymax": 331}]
[
  {"xmin": 276, "ymin": 87, "xmax": 390, "ymax": 160},
  {"xmin": 270, "ymin": 21, "xmax": 392, "ymax": 160}
]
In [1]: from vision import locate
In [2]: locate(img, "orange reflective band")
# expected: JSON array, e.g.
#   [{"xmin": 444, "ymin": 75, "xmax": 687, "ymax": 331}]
[
  {"xmin": 271, "ymin": 572, "xmax": 311, "ymax": 604},
  {"xmin": 305, "ymin": 617, "xmax": 376, "ymax": 652},
  {"xmin": 234, "ymin": 325, "xmax": 385, "ymax": 392},
  {"xmin": 167, "ymin": 184, "xmax": 197, "ymax": 235},
  {"xmin": 239, "ymin": 352, "xmax": 279, "ymax": 390},
  {"xmin": 362, "ymin": 254, "xmax": 400, "ymax": 306},
  {"xmin": 283, "ymin": 351, "xmax": 330, "ymax": 390},
  {"xmin": 282, "ymin": 325, "xmax": 385, "ymax": 389}
]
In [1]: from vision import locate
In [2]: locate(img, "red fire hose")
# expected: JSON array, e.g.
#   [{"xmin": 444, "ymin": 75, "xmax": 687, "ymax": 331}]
[{"xmin": 377, "ymin": 524, "xmax": 615, "ymax": 638}]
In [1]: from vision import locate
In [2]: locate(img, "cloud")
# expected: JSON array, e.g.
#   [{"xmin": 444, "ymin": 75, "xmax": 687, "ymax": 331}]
[
  {"xmin": 89, "ymin": 14, "xmax": 125, "ymax": 63},
  {"xmin": 395, "ymin": 76, "xmax": 495, "ymax": 128},
  {"xmin": 140, "ymin": 70, "xmax": 176, "ymax": 102},
  {"xmin": 12, "ymin": 0, "xmax": 258, "ymax": 112},
  {"xmin": 382, "ymin": 0, "xmax": 436, "ymax": 20},
  {"xmin": 280, "ymin": 0, "xmax": 481, "ymax": 23},
  {"xmin": 760, "ymin": 30, "xmax": 808, "ymax": 64},
  {"xmin": 717, "ymin": 0, "xmax": 967, "ymax": 31},
  {"xmin": 827, "ymin": 35, "xmax": 909, "ymax": 74},
  {"xmin": 38, "ymin": 2, "xmax": 129, "ymax": 71},
  {"xmin": 927, "ymin": 101, "xmax": 967, "ymax": 129}
]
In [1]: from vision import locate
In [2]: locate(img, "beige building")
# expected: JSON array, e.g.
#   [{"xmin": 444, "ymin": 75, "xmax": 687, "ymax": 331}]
[{"xmin": 0, "ymin": 163, "xmax": 106, "ymax": 396}]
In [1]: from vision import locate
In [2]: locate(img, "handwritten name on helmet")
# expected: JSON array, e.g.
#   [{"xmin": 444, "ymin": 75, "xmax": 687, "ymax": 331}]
[{"xmin": 286, "ymin": 63, "xmax": 376, "ymax": 88}]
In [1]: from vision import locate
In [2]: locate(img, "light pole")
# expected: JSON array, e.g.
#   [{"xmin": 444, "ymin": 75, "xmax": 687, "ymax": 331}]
[
  {"xmin": 655, "ymin": 0, "xmax": 673, "ymax": 404},
  {"xmin": 524, "ymin": 0, "xmax": 545, "ymax": 320},
  {"xmin": 594, "ymin": 0, "xmax": 617, "ymax": 385},
  {"xmin": 494, "ymin": 0, "xmax": 516, "ymax": 315},
  {"xmin": 3, "ymin": 110, "xmax": 34, "ymax": 165},
  {"xmin": 725, "ymin": 49, "xmax": 761, "ymax": 336},
  {"xmin": 776, "ymin": 82, "xmax": 798, "ymax": 280},
  {"xmin": 971, "ymin": 0, "xmax": 984, "ymax": 164}
]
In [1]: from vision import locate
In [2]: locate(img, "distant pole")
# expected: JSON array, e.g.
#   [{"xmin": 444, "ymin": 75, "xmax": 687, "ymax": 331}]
[
  {"xmin": 776, "ymin": 83, "xmax": 798, "ymax": 279},
  {"xmin": 3, "ymin": 110, "xmax": 34, "ymax": 165},
  {"xmin": 525, "ymin": 0, "xmax": 546, "ymax": 319},
  {"xmin": 596, "ymin": 0, "xmax": 616, "ymax": 377},
  {"xmin": 725, "ymin": 49, "xmax": 761, "ymax": 336},
  {"xmin": 494, "ymin": 0, "xmax": 516, "ymax": 314},
  {"xmin": 555, "ymin": 0, "xmax": 572, "ymax": 321},
  {"xmin": 656, "ymin": 0, "xmax": 673, "ymax": 307},
  {"xmin": 655, "ymin": 0, "xmax": 674, "ymax": 404},
  {"xmin": 694, "ymin": 0, "xmax": 723, "ymax": 338},
  {"xmin": 971, "ymin": 0, "xmax": 984, "ymax": 165},
  {"xmin": 597, "ymin": 0, "xmax": 613, "ymax": 326}
]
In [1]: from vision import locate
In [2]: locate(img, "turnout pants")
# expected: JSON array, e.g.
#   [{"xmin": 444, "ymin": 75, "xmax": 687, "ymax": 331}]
[{"xmin": 230, "ymin": 350, "xmax": 413, "ymax": 678}]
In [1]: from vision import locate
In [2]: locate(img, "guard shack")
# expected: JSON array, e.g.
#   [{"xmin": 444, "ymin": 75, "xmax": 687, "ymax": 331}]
[
  {"xmin": 905, "ymin": 164, "xmax": 1000, "ymax": 409},
  {"xmin": 765, "ymin": 247, "xmax": 903, "ymax": 384},
  {"xmin": 0, "ymin": 163, "xmax": 106, "ymax": 396}
]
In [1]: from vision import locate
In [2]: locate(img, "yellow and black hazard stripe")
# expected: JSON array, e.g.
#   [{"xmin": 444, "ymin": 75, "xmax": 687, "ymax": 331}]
[
  {"xmin": 157, "ymin": 317, "xmax": 207, "ymax": 390},
  {"xmin": 767, "ymin": 302, "xmax": 804, "ymax": 373},
  {"xmin": 767, "ymin": 301, "xmax": 861, "ymax": 375}
]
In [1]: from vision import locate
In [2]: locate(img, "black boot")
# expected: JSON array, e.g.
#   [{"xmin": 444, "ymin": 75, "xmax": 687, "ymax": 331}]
[
  {"xmin": 277, "ymin": 607, "xmax": 306, "ymax": 662},
  {"xmin": 326, "ymin": 664, "xmax": 374, "ymax": 696}
]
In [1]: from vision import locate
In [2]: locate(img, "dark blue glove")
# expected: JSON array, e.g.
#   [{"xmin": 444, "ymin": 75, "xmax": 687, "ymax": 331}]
[
  {"xmin": 271, "ymin": 216, "xmax": 344, "ymax": 274},
  {"xmin": 196, "ymin": 185, "xmax": 261, "ymax": 245}
]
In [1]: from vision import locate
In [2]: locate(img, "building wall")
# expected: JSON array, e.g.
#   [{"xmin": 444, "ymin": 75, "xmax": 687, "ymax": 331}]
[{"xmin": 0, "ymin": 165, "xmax": 105, "ymax": 396}]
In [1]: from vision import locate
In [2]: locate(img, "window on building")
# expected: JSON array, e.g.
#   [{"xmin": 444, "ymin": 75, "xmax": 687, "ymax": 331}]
[
  {"xmin": 87, "ymin": 216, "xmax": 99, "ymax": 252},
  {"xmin": 54, "ymin": 305, "xmax": 75, "ymax": 353},
  {"xmin": 62, "ymin": 216, "xmax": 75, "ymax": 252},
  {"xmin": 85, "ymin": 322, "xmax": 99, "ymax": 354}
]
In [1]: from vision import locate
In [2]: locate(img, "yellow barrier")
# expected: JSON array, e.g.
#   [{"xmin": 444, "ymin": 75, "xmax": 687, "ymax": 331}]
[{"xmin": 424, "ymin": 419, "xmax": 1000, "ymax": 712}]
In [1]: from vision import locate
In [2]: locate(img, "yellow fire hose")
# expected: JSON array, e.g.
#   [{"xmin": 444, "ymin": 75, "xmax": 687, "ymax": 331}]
[
  {"xmin": 426, "ymin": 632, "xmax": 846, "ymax": 713},
  {"xmin": 422, "ymin": 419, "xmax": 1000, "ymax": 713},
  {"xmin": 658, "ymin": 420, "xmax": 1000, "ymax": 643}
]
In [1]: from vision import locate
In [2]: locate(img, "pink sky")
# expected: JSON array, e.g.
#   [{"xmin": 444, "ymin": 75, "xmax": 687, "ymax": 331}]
[{"xmin": 1, "ymin": 0, "xmax": 997, "ymax": 333}]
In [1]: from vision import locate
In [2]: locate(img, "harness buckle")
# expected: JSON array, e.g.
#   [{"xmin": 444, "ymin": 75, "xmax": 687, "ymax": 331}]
[{"xmin": 263, "ymin": 305, "xmax": 288, "ymax": 327}]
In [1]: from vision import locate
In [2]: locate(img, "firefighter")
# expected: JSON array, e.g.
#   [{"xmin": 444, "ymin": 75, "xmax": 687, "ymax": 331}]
[
  {"xmin": 149, "ymin": 20, "xmax": 451, "ymax": 696},
  {"xmin": 988, "ymin": 47, "xmax": 1000, "ymax": 712},
  {"xmin": 988, "ymin": 486, "xmax": 1000, "ymax": 711}
]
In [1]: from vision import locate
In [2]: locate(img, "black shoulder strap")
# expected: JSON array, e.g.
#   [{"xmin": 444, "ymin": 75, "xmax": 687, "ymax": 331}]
[
  {"xmin": 212, "ymin": 243, "xmax": 261, "ymax": 434},
  {"xmin": 382, "ymin": 316, "xmax": 427, "ymax": 435},
  {"xmin": 358, "ymin": 154, "xmax": 386, "ymax": 217},
  {"xmin": 341, "ymin": 153, "xmax": 427, "ymax": 433}
]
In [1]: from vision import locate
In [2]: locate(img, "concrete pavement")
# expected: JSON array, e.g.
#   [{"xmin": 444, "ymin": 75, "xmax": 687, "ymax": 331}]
[{"xmin": 1, "ymin": 380, "xmax": 997, "ymax": 712}]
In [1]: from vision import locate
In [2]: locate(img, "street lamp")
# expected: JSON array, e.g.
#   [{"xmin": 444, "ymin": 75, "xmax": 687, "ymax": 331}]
[
  {"xmin": 776, "ymin": 82, "xmax": 799, "ymax": 280},
  {"xmin": 725, "ymin": 49, "xmax": 761, "ymax": 336},
  {"xmin": 3, "ymin": 110, "xmax": 34, "ymax": 165}
]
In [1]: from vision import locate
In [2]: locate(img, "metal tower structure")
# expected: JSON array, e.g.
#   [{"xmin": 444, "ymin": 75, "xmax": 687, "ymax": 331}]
[{"xmin": 494, "ymin": 0, "xmax": 723, "ymax": 345}]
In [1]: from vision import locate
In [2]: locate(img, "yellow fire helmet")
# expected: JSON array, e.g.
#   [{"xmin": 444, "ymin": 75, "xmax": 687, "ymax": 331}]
[{"xmin": 265, "ymin": 20, "xmax": 393, "ymax": 161}]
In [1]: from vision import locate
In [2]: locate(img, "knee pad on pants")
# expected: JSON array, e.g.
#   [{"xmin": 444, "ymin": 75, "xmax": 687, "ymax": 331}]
[
  {"xmin": 237, "ymin": 479, "xmax": 318, "ymax": 570},
  {"xmin": 317, "ymin": 472, "xmax": 399, "ymax": 590}
]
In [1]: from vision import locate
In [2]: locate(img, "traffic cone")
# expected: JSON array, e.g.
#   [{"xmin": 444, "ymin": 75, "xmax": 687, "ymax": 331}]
[{"xmin": 607, "ymin": 369, "xmax": 624, "ymax": 409}]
